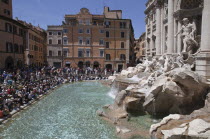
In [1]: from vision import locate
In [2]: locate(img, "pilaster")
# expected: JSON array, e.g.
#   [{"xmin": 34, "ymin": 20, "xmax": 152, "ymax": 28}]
[{"xmin": 196, "ymin": 0, "xmax": 210, "ymax": 79}]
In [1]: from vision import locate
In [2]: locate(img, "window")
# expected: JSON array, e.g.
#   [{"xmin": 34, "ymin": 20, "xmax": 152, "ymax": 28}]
[
  {"xmin": 49, "ymin": 50, "xmax": 52, "ymax": 56},
  {"xmin": 100, "ymin": 50, "xmax": 104, "ymax": 57},
  {"xmin": 58, "ymin": 32, "xmax": 62, "ymax": 36},
  {"xmin": 5, "ymin": 23, "xmax": 12, "ymax": 32},
  {"xmin": 7, "ymin": 10, "xmax": 10, "ymax": 15},
  {"xmin": 78, "ymin": 28, "xmax": 83, "ymax": 33},
  {"xmin": 78, "ymin": 49, "xmax": 83, "ymax": 57},
  {"xmin": 106, "ymin": 54, "xmax": 111, "ymax": 60},
  {"xmin": 34, "ymin": 45, "xmax": 38, "ymax": 51},
  {"xmin": 86, "ymin": 38, "xmax": 90, "ymax": 45},
  {"xmin": 121, "ymin": 42, "xmax": 125, "ymax": 48},
  {"xmin": 14, "ymin": 44, "xmax": 19, "ymax": 53},
  {"xmin": 106, "ymin": 31, "xmax": 110, "ymax": 38},
  {"xmin": 86, "ymin": 29, "xmax": 90, "ymax": 34},
  {"xmin": 93, "ymin": 21, "xmax": 97, "ymax": 25},
  {"xmin": 53, "ymin": 32, "xmax": 57, "ymax": 35},
  {"xmin": 63, "ymin": 29, "xmax": 68, "ymax": 33},
  {"xmin": 49, "ymin": 39, "xmax": 52, "ymax": 44},
  {"xmin": 79, "ymin": 19, "xmax": 83, "ymax": 25},
  {"xmin": 4, "ymin": 9, "xmax": 10, "ymax": 15},
  {"xmin": 2, "ymin": 0, "xmax": 9, "ymax": 4},
  {"xmin": 58, "ymin": 39, "xmax": 62, "ymax": 44},
  {"xmin": 106, "ymin": 42, "xmax": 110, "ymax": 48},
  {"xmin": 31, "ymin": 35, "xmax": 34, "ymax": 40},
  {"xmin": 19, "ymin": 45, "xmax": 24, "ymax": 53},
  {"xmin": 6, "ymin": 42, "xmax": 13, "ymax": 52},
  {"xmin": 85, "ymin": 19, "xmax": 90, "ymax": 25},
  {"xmin": 100, "ymin": 30, "xmax": 104, "ymax": 33},
  {"xmin": 86, "ymin": 49, "xmax": 90, "ymax": 57},
  {"xmin": 13, "ymin": 26, "xmax": 17, "ymax": 34},
  {"xmin": 105, "ymin": 21, "xmax": 111, "ymax": 28},
  {"xmin": 63, "ymin": 50, "xmax": 68, "ymax": 57},
  {"xmin": 78, "ymin": 37, "xmax": 83, "ymax": 45},
  {"xmin": 142, "ymin": 50, "xmax": 145, "ymax": 55},
  {"xmin": 121, "ymin": 32, "xmax": 125, "ymax": 38},
  {"xmin": 99, "ymin": 39, "xmax": 104, "ymax": 45},
  {"xmin": 120, "ymin": 22, "xmax": 126, "ymax": 28},
  {"xmin": 19, "ymin": 29, "xmax": 24, "ymax": 36},
  {"xmin": 58, "ymin": 51, "xmax": 61, "ymax": 56},
  {"xmin": 49, "ymin": 32, "xmax": 52, "ymax": 35},
  {"xmin": 120, "ymin": 54, "xmax": 126, "ymax": 60},
  {"xmin": 63, "ymin": 37, "xmax": 68, "ymax": 45}
]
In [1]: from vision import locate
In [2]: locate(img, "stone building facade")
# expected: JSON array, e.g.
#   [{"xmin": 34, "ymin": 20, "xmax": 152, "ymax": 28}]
[
  {"xmin": 0, "ymin": 0, "xmax": 26, "ymax": 69},
  {"xmin": 134, "ymin": 32, "xmax": 146, "ymax": 63},
  {"xmin": 145, "ymin": 0, "xmax": 210, "ymax": 79},
  {"xmin": 47, "ymin": 7, "xmax": 135, "ymax": 71},
  {"xmin": 47, "ymin": 26, "xmax": 63, "ymax": 68},
  {"xmin": 145, "ymin": 0, "xmax": 203, "ymax": 56}
]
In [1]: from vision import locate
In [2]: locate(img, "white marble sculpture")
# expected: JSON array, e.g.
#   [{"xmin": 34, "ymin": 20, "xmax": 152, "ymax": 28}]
[{"xmin": 175, "ymin": 18, "xmax": 198, "ymax": 54}]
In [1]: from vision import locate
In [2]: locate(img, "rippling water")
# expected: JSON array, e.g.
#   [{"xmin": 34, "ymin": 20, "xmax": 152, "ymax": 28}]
[{"xmin": 0, "ymin": 82, "xmax": 118, "ymax": 139}]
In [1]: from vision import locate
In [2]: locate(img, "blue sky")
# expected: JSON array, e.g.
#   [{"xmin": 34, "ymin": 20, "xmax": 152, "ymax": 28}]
[{"xmin": 13, "ymin": 0, "xmax": 147, "ymax": 38}]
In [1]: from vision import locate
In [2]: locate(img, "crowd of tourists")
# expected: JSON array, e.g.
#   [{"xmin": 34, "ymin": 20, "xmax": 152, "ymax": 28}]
[{"xmin": 0, "ymin": 66, "xmax": 111, "ymax": 119}]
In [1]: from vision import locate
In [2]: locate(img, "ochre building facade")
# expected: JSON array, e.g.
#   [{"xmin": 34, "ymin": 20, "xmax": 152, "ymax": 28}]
[
  {"xmin": 0, "ymin": 0, "xmax": 47, "ymax": 69},
  {"xmin": 47, "ymin": 7, "xmax": 134, "ymax": 72},
  {"xmin": 0, "ymin": 0, "xmax": 25, "ymax": 69}
]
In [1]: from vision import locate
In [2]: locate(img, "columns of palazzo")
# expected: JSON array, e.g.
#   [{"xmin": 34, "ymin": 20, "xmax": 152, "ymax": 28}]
[
  {"xmin": 196, "ymin": 0, "xmax": 210, "ymax": 79},
  {"xmin": 200, "ymin": 0, "xmax": 210, "ymax": 51},
  {"xmin": 155, "ymin": 5, "xmax": 161, "ymax": 56},
  {"xmin": 174, "ymin": 19, "xmax": 178, "ymax": 53},
  {"xmin": 167, "ymin": 0, "xmax": 174, "ymax": 54},
  {"xmin": 150, "ymin": 18, "xmax": 154, "ymax": 56},
  {"xmin": 177, "ymin": 20, "xmax": 182, "ymax": 53},
  {"xmin": 145, "ymin": 23, "xmax": 149, "ymax": 57},
  {"xmin": 160, "ymin": 8, "xmax": 164, "ymax": 55}
]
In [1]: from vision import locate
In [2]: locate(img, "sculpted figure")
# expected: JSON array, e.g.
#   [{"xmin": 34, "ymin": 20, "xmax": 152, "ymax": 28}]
[
  {"xmin": 144, "ymin": 58, "xmax": 157, "ymax": 73},
  {"xmin": 162, "ymin": 56, "xmax": 173, "ymax": 72},
  {"xmin": 175, "ymin": 18, "xmax": 198, "ymax": 54}
]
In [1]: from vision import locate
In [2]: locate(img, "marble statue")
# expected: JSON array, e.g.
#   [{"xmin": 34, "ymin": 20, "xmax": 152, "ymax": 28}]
[{"xmin": 175, "ymin": 18, "xmax": 198, "ymax": 54}]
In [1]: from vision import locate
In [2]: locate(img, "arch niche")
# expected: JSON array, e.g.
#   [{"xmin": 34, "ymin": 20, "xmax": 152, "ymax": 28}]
[
  {"xmin": 5, "ymin": 56, "xmax": 14, "ymax": 69},
  {"xmin": 176, "ymin": 0, "xmax": 203, "ymax": 11},
  {"xmin": 93, "ymin": 61, "xmax": 99, "ymax": 69},
  {"xmin": 78, "ymin": 61, "xmax": 84, "ymax": 69}
]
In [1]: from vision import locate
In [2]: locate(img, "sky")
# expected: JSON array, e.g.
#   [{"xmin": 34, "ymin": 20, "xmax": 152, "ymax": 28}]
[{"xmin": 13, "ymin": 0, "xmax": 147, "ymax": 38}]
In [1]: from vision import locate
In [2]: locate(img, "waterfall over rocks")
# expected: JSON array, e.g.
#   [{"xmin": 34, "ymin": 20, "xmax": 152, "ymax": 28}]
[{"xmin": 102, "ymin": 54, "xmax": 210, "ymax": 138}]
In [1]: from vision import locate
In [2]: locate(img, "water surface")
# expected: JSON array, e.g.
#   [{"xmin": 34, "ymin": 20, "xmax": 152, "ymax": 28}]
[{"xmin": 0, "ymin": 82, "xmax": 117, "ymax": 139}]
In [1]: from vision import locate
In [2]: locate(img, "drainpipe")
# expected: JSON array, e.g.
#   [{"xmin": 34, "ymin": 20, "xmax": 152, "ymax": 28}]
[
  {"xmin": 62, "ymin": 29, "xmax": 64, "ymax": 67},
  {"xmin": 13, "ymin": 26, "xmax": 15, "ymax": 68}
]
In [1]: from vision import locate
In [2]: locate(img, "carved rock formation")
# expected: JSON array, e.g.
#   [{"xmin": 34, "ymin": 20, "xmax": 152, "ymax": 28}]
[
  {"xmin": 150, "ymin": 93, "xmax": 210, "ymax": 139},
  {"xmin": 144, "ymin": 68, "xmax": 209, "ymax": 115}
]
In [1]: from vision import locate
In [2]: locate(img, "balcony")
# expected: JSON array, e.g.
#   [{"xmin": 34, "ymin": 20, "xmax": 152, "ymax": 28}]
[{"xmin": 47, "ymin": 56, "xmax": 63, "ymax": 59}]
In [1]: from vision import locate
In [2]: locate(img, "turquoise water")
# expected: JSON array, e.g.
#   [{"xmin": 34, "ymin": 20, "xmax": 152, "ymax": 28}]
[{"xmin": 0, "ymin": 82, "xmax": 118, "ymax": 139}]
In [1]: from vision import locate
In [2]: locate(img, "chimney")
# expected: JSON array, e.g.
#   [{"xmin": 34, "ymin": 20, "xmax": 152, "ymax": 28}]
[{"xmin": 104, "ymin": 6, "xmax": 109, "ymax": 15}]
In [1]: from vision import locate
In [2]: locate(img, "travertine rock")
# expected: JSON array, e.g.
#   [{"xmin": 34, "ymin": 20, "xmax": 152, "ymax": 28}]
[
  {"xmin": 143, "ymin": 69, "xmax": 209, "ymax": 115},
  {"xmin": 150, "ymin": 114, "xmax": 181, "ymax": 135},
  {"xmin": 108, "ymin": 76, "xmax": 116, "ymax": 82},
  {"xmin": 115, "ymin": 90, "xmax": 127, "ymax": 106},
  {"xmin": 160, "ymin": 119, "xmax": 210, "ymax": 139},
  {"xmin": 124, "ymin": 97, "xmax": 144, "ymax": 113},
  {"xmin": 150, "ymin": 93, "xmax": 210, "ymax": 139}
]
